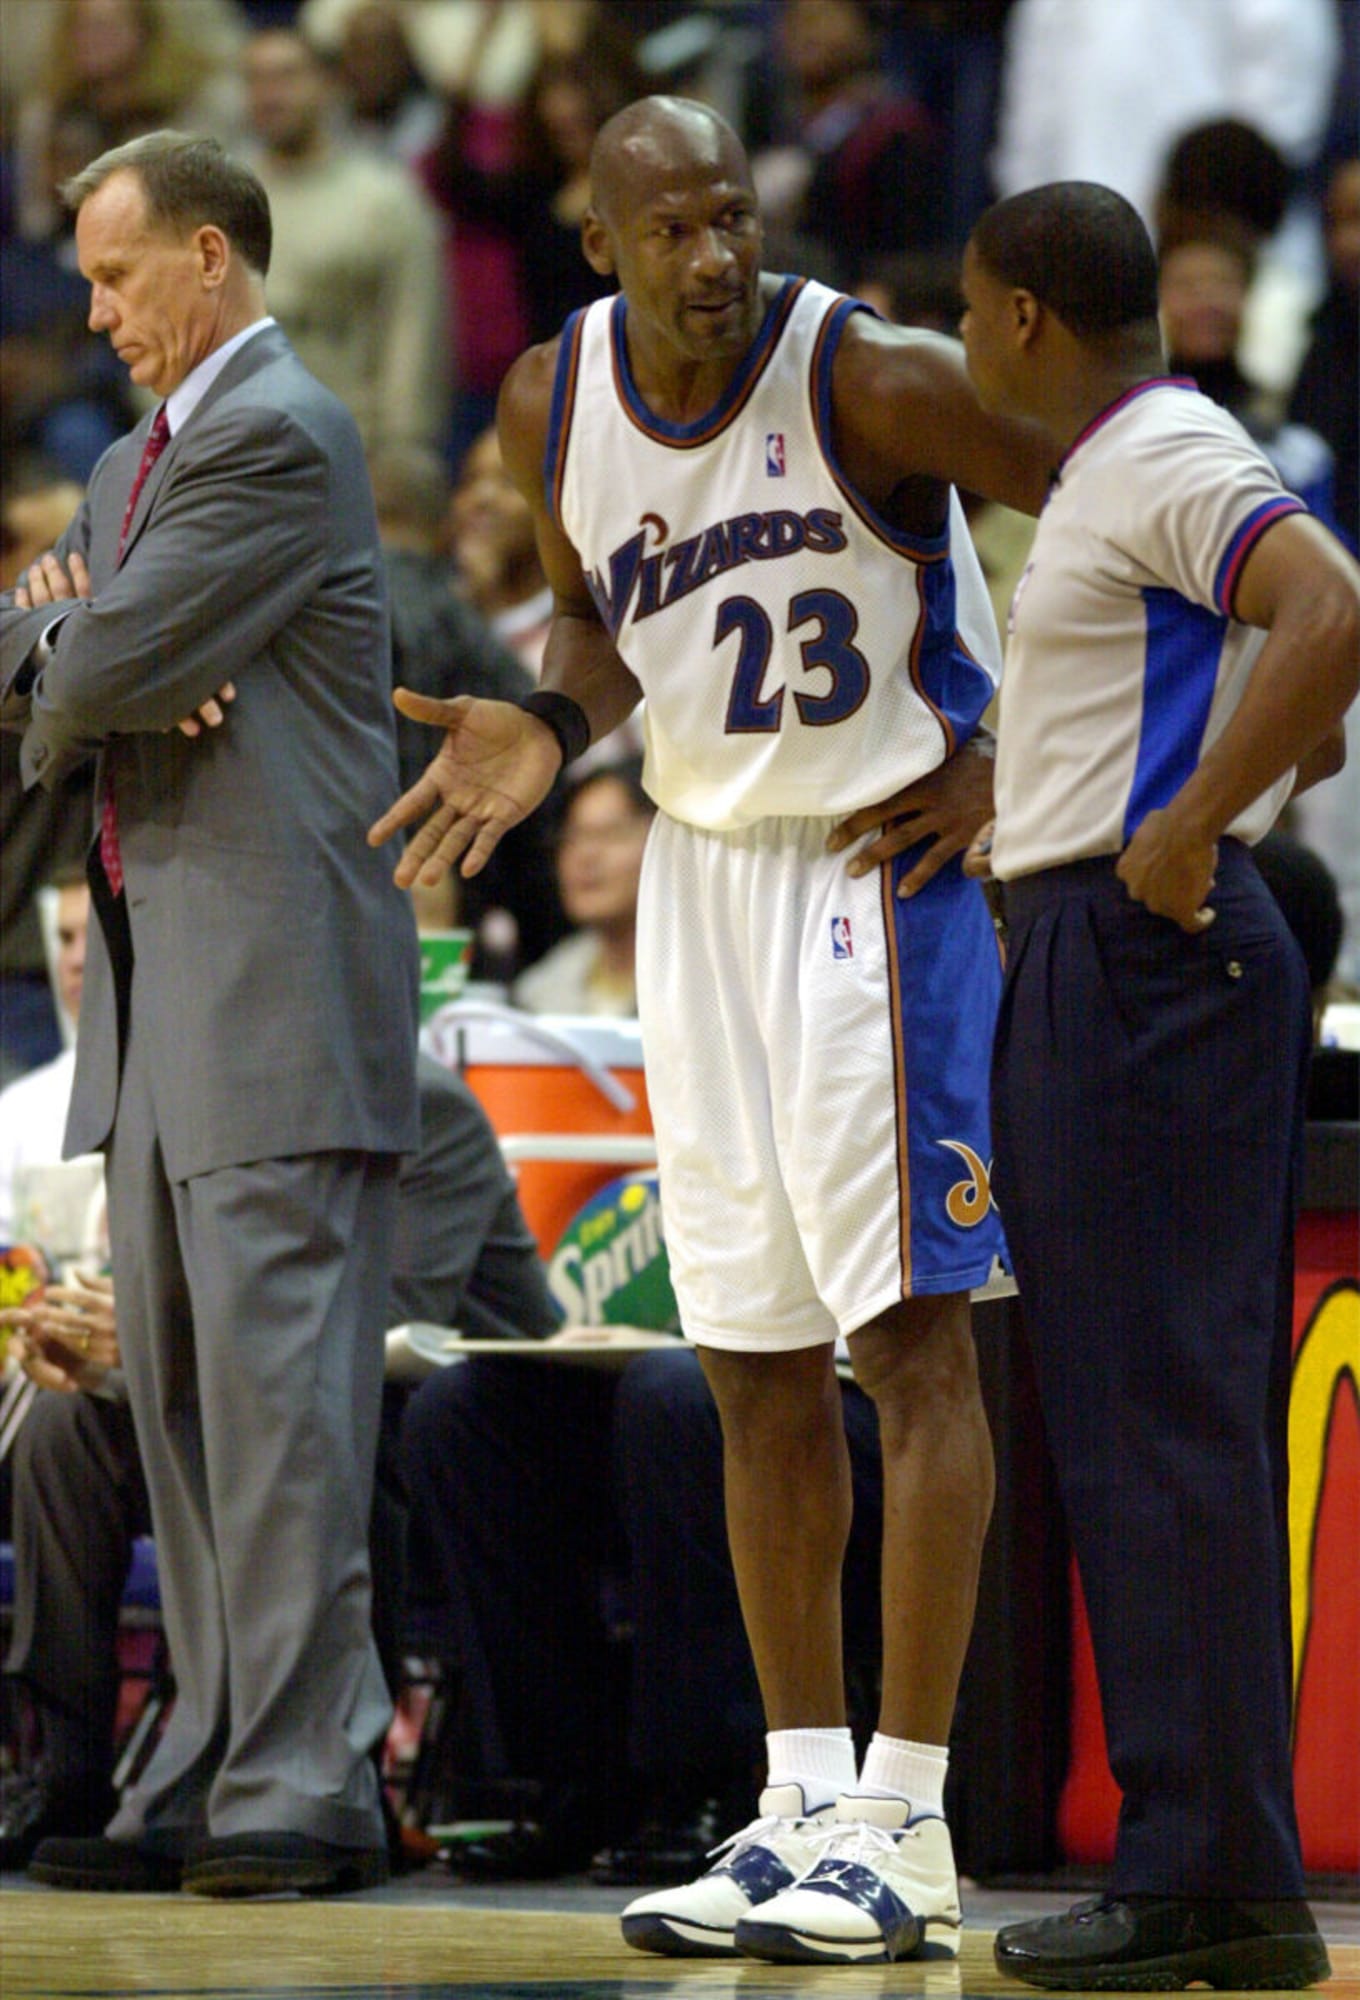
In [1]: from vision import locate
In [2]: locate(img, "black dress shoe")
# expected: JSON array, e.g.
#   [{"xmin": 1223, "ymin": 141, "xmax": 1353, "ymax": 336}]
[
  {"xmin": 590, "ymin": 1796, "xmax": 727, "ymax": 1886},
  {"xmin": 0, "ymin": 1774, "xmax": 119, "ymax": 1872},
  {"xmin": 27, "ymin": 1833, "xmax": 187, "ymax": 1892},
  {"xmin": 994, "ymin": 1894, "xmax": 1332, "ymax": 1991},
  {"xmin": 182, "ymin": 1831, "xmax": 389, "ymax": 1898}
]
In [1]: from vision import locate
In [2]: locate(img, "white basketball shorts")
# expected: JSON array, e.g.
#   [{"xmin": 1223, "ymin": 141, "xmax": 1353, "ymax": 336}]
[{"xmin": 636, "ymin": 810, "xmax": 1006, "ymax": 1351}]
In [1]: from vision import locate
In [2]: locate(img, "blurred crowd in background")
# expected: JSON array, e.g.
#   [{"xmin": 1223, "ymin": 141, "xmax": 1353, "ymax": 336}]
[{"xmin": 2, "ymin": 0, "xmax": 1358, "ymax": 1056}]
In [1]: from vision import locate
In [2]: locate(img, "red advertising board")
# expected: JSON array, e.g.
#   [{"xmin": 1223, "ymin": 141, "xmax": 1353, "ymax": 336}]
[{"xmin": 1058, "ymin": 1207, "xmax": 1360, "ymax": 1874}]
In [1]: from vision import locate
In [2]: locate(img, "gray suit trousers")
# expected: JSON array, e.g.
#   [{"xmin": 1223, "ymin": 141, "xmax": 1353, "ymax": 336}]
[{"xmin": 103, "ymin": 1004, "xmax": 399, "ymax": 1851}]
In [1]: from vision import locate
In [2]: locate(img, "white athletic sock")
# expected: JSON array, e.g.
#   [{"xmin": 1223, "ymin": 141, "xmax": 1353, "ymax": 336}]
[
  {"xmin": 765, "ymin": 1727, "xmax": 857, "ymax": 1813},
  {"xmin": 855, "ymin": 1732, "xmax": 949, "ymax": 1818}
]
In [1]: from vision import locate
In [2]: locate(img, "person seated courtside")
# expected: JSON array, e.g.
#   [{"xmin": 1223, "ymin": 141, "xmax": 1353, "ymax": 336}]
[
  {"xmin": 0, "ymin": 1054, "xmax": 551, "ymax": 1873},
  {"xmin": 510, "ymin": 757, "xmax": 655, "ymax": 1017}
]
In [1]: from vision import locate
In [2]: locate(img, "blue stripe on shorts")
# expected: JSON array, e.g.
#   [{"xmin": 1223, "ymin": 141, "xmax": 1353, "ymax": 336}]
[{"xmin": 883, "ymin": 847, "xmax": 1008, "ymax": 1293}]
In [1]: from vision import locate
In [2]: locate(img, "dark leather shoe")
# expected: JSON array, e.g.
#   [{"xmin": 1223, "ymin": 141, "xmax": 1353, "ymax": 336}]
[
  {"xmin": 590, "ymin": 1796, "xmax": 728, "ymax": 1886},
  {"xmin": 28, "ymin": 1833, "xmax": 186, "ymax": 1892},
  {"xmin": 0, "ymin": 1775, "xmax": 119, "ymax": 1872},
  {"xmin": 182, "ymin": 1831, "xmax": 389, "ymax": 1898},
  {"xmin": 994, "ymin": 1894, "xmax": 1332, "ymax": 1990}
]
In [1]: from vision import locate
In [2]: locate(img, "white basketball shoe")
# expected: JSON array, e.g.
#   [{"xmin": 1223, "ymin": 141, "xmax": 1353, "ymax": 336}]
[
  {"xmin": 619, "ymin": 1783, "xmax": 836, "ymax": 1958},
  {"xmin": 733, "ymin": 1794, "xmax": 962, "ymax": 1964}
]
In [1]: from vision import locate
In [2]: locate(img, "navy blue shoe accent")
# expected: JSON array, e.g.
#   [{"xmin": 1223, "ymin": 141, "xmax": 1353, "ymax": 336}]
[
  {"xmin": 798, "ymin": 1856, "xmax": 922, "ymax": 1959},
  {"xmin": 724, "ymin": 1843, "xmax": 796, "ymax": 1901},
  {"xmin": 620, "ymin": 1911, "xmax": 740, "ymax": 1958}
]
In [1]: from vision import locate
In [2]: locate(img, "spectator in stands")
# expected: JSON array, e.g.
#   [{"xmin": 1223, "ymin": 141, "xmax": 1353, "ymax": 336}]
[
  {"xmin": 1253, "ymin": 830, "xmax": 1345, "ymax": 1042},
  {"xmin": 371, "ymin": 0, "xmax": 606, "ymax": 460},
  {"xmin": 332, "ymin": 0, "xmax": 442, "ymax": 164},
  {"xmin": 0, "ymin": 479, "xmax": 93, "ymax": 1085},
  {"xmin": 1, "ymin": 107, "xmax": 136, "ymax": 486},
  {"xmin": 1290, "ymin": 155, "xmax": 1359, "ymax": 553},
  {"xmin": 1154, "ymin": 117, "xmax": 1318, "ymax": 403},
  {"xmin": 850, "ymin": 247, "xmax": 962, "ymax": 331},
  {"xmin": 0, "ymin": 1055, "xmax": 549, "ymax": 1874},
  {"xmin": 419, "ymin": 31, "xmax": 640, "ymax": 348},
  {"xmin": 1157, "ymin": 210, "xmax": 1337, "ymax": 525},
  {"xmin": 0, "ymin": 861, "xmax": 110, "ymax": 1865},
  {"xmin": 447, "ymin": 423, "xmax": 554, "ymax": 677},
  {"xmin": 888, "ymin": 0, "xmax": 1011, "ymax": 250},
  {"xmin": 0, "ymin": 870, "xmax": 97, "ymax": 1244},
  {"xmin": 0, "ymin": 1274, "xmax": 131, "ymax": 1871},
  {"xmin": 752, "ymin": 0, "xmax": 947, "ymax": 273},
  {"xmin": 369, "ymin": 444, "xmax": 532, "ymax": 794},
  {"xmin": 399, "ymin": 1318, "xmax": 887, "ymax": 1884},
  {"xmin": 369, "ymin": 442, "xmax": 566, "ymax": 979},
  {"xmin": 445, "ymin": 425, "xmax": 643, "ymax": 771},
  {"xmin": 10, "ymin": 0, "xmax": 246, "ymax": 240},
  {"xmin": 1285, "ymin": 155, "xmax": 1360, "ymax": 995},
  {"xmin": 242, "ymin": 25, "xmax": 449, "ymax": 456},
  {"xmin": 990, "ymin": 0, "xmax": 1338, "ymax": 247},
  {"xmin": 511, "ymin": 758, "xmax": 654, "ymax": 1018}
]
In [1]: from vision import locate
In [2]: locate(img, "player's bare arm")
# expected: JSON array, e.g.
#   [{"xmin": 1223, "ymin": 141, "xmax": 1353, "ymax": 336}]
[
  {"xmin": 831, "ymin": 315, "xmax": 1055, "ymax": 525},
  {"xmin": 499, "ymin": 342, "xmax": 644, "ymax": 738},
  {"xmin": 1117, "ymin": 514, "xmax": 1360, "ymax": 931},
  {"xmin": 368, "ymin": 340, "xmax": 641, "ymax": 887},
  {"xmin": 1292, "ymin": 727, "xmax": 1346, "ymax": 797},
  {"xmin": 825, "ymin": 320, "xmax": 1042, "ymax": 888}
]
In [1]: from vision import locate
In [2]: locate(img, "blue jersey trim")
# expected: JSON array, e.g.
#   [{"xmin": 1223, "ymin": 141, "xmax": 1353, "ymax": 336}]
[
  {"xmin": 609, "ymin": 277, "xmax": 804, "ymax": 446},
  {"xmin": 544, "ymin": 308, "xmax": 589, "ymax": 527},
  {"xmin": 1212, "ymin": 495, "xmax": 1306, "ymax": 613},
  {"xmin": 916, "ymin": 558, "xmax": 998, "ymax": 752},
  {"xmin": 812, "ymin": 299, "xmax": 951, "ymax": 562},
  {"xmin": 1125, "ymin": 589, "xmax": 1226, "ymax": 842}
]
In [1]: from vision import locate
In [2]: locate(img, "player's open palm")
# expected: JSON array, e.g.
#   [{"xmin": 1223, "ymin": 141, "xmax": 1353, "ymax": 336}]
[{"xmin": 368, "ymin": 689, "xmax": 563, "ymax": 886}]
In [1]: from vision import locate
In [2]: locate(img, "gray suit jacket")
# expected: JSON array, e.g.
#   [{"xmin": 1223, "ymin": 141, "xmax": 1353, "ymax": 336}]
[{"xmin": 0, "ymin": 325, "xmax": 419, "ymax": 1177}]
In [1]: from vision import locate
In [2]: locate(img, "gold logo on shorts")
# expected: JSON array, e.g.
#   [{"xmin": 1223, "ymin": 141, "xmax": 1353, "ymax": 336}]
[{"xmin": 938, "ymin": 1140, "xmax": 993, "ymax": 1227}]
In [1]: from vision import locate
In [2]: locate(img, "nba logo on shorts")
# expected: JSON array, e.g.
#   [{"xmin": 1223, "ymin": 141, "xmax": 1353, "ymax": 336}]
[
  {"xmin": 831, "ymin": 915, "xmax": 853, "ymax": 959},
  {"xmin": 765, "ymin": 432, "xmax": 786, "ymax": 477}
]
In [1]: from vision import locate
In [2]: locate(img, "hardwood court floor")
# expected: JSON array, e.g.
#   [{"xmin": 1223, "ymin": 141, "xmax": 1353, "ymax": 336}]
[{"xmin": 3, "ymin": 1875, "xmax": 1358, "ymax": 2000}]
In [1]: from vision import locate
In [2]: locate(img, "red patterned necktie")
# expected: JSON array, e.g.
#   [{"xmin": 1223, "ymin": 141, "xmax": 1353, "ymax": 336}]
[{"xmin": 101, "ymin": 405, "xmax": 170, "ymax": 896}]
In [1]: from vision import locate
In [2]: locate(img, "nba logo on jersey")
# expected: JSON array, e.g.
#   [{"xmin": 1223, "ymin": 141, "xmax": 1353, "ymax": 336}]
[
  {"xmin": 765, "ymin": 432, "xmax": 786, "ymax": 477},
  {"xmin": 831, "ymin": 915, "xmax": 853, "ymax": 959}
]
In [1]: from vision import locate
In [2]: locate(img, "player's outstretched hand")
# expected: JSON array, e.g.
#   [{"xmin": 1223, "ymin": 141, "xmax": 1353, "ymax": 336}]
[
  {"xmin": 368, "ymin": 688, "xmax": 564, "ymax": 888},
  {"xmin": 1116, "ymin": 808, "xmax": 1217, "ymax": 933},
  {"xmin": 827, "ymin": 731, "xmax": 996, "ymax": 897}
]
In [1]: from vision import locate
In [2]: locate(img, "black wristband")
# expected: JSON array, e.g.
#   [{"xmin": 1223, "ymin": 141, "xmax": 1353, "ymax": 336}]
[{"xmin": 521, "ymin": 689, "xmax": 591, "ymax": 769}]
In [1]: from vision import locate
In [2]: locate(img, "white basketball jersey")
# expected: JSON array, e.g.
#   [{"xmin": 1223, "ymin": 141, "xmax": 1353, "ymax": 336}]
[{"xmin": 546, "ymin": 278, "xmax": 1001, "ymax": 830}]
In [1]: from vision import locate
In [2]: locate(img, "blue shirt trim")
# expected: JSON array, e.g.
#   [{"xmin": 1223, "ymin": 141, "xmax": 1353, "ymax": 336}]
[{"xmin": 1125, "ymin": 589, "xmax": 1226, "ymax": 842}]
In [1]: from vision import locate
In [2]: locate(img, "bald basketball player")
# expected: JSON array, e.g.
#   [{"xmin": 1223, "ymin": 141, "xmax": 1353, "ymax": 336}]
[{"xmin": 371, "ymin": 95, "xmax": 1052, "ymax": 1966}]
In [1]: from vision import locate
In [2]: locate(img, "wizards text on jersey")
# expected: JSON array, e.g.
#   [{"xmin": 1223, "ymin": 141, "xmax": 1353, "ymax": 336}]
[{"xmin": 587, "ymin": 507, "xmax": 849, "ymax": 636}]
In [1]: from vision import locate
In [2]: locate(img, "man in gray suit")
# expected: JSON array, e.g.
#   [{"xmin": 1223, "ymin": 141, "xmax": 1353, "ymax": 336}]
[{"xmin": 0, "ymin": 132, "xmax": 420, "ymax": 1897}]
